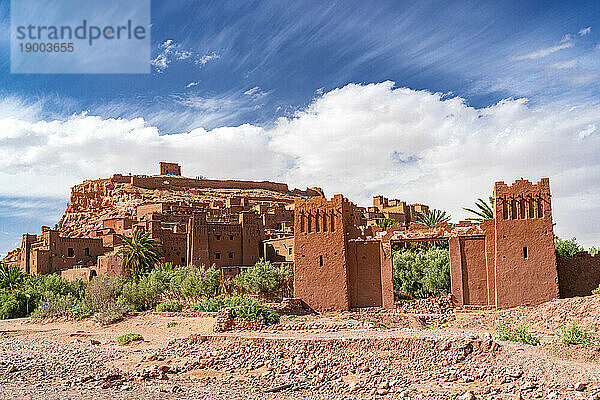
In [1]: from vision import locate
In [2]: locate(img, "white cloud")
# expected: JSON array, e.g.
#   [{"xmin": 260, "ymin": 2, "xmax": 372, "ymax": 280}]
[
  {"xmin": 196, "ymin": 52, "xmax": 220, "ymax": 65},
  {"xmin": 151, "ymin": 40, "xmax": 219, "ymax": 73},
  {"xmin": 3, "ymin": 82, "xmax": 600, "ymax": 246},
  {"xmin": 579, "ymin": 27, "xmax": 592, "ymax": 36},
  {"xmin": 514, "ymin": 41, "xmax": 574, "ymax": 60},
  {"xmin": 244, "ymin": 86, "xmax": 268, "ymax": 99},
  {"xmin": 548, "ymin": 59, "xmax": 578, "ymax": 70},
  {"xmin": 186, "ymin": 82, "xmax": 199, "ymax": 88}
]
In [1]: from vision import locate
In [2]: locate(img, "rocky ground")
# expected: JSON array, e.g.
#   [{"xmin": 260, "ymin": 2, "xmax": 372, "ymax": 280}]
[{"xmin": 1, "ymin": 296, "xmax": 600, "ymax": 399}]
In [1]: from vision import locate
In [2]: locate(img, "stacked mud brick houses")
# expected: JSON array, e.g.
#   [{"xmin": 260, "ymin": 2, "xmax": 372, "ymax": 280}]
[{"xmin": 4, "ymin": 163, "xmax": 600, "ymax": 310}]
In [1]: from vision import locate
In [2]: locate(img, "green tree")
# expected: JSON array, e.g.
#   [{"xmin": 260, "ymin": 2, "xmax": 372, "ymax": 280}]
[
  {"xmin": 392, "ymin": 248, "xmax": 450, "ymax": 298},
  {"xmin": 376, "ymin": 218, "xmax": 398, "ymax": 230},
  {"xmin": 233, "ymin": 259, "xmax": 291, "ymax": 294},
  {"xmin": 416, "ymin": 209, "xmax": 451, "ymax": 227},
  {"xmin": 554, "ymin": 236, "xmax": 584, "ymax": 258},
  {"xmin": 117, "ymin": 229, "xmax": 161, "ymax": 280},
  {"xmin": 0, "ymin": 262, "xmax": 26, "ymax": 291},
  {"xmin": 463, "ymin": 197, "xmax": 494, "ymax": 221}
]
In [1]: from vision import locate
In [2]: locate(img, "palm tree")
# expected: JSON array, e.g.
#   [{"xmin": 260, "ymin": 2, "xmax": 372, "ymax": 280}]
[
  {"xmin": 117, "ymin": 229, "xmax": 161, "ymax": 280},
  {"xmin": 416, "ymin": 209, "xmax": 451, "ymax": 227},
  {"xmin": 0, "ymin": 262, "xmax": 25, "ymax": 290},
  {"xmin": 463, "ymin": 197, "xmax": 494, "ymax": 221}
]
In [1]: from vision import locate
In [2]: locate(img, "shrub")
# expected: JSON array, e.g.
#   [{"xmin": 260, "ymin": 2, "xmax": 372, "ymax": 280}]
[
  {"xmin": 156, "ymin": 301, "xmax": 183, "ymax": 312},
  {"xmin": 393, "ymin": 248, "xmax": 450, "ymax": 298},
  {"xmin": 167, "ymin": 321, "xmax": 176, "ymax": 328},
  {"xmin": 170, "ymin": 265, "xmax": 221, "ymax": 299},
  {"xmin": 554, "ymin": 237, "xmax": 584, "ymax": 258},
  {"xmin": 192, "ymin": 295, "xmax": 279, "ymax": 325},
  {"xmin": 24, "ymin": 274, "xmax": 86, "ymax": 301},
  {"xmin": 233, "ymin": 259, "xmax": 290, "ymax": 294},
  {"xmin": 590, "ymin": 246, "xmax": 600, "ymax": 257},
  {"xmin": 496, "ymin": 321, "xmax": 540, "ymax": 346},
  {"xmin": 0, "ymin": 263, "xmax": 26, "ymax": 291},
  {"xmin": 558, "ymin": 323, "xmax": 597, "ymax": 345},
  {"xmin": 116, "ymin": 333, "xmax": 143, "ymax": 345},
  {"xmin": 0, "ymin": 291, "xmax": 28, "ymax": 320},
  {"xmin": 119, "ymin": 271, "xmax": 170, "ymax": 311},
  {"xmin": 31, "ymin": 294, "xmax": 88, "ymax": 320},
  {"xmin": 593, "ymin": 285, "xmax": 600, "ymax": 295}
]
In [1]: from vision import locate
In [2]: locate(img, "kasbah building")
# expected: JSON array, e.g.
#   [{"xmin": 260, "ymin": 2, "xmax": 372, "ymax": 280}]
[{"xmin": 3, "ymin": 162, "xmax": 600, "ymax": 310}]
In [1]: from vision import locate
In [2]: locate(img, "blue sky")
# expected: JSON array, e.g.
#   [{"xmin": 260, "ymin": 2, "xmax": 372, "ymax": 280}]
[{"xmin": 1, "ymin": 0, "xmax": 600, "ymax": 254}]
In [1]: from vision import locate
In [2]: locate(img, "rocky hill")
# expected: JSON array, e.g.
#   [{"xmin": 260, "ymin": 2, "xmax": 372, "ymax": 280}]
[{"xmin": 54, "ymin": 173, "xmax": 322, "ymax": 238}]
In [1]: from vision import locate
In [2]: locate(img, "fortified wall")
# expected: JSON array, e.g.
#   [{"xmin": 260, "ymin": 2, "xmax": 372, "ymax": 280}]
[{"xmin": 293, "ymin": 195, "xmax": 393, "ymax": 311}]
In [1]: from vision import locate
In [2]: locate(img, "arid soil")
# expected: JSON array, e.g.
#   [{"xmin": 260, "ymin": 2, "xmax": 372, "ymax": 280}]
[{"xmin": 1, "ymin": 297, "xmax": 600, "ymax": 399}]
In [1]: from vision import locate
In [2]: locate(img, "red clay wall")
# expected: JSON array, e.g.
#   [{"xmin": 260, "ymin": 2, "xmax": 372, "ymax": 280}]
[
  {"xmin": 293, "ymin": 195, "xmax": 351, "ymax": 311},
  {"xmin": 557, "ymin": 252, "xmax": 600, "ymax": 298}
]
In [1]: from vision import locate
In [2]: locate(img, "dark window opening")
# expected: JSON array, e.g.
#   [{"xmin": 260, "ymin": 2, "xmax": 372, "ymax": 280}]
[
  {"xmin": 523, "ymin": 247, "xmax": 528, "ymax": 259},
  {"xmin": 288, "ymin": 248, "xmax": 292, "ymax": 255},
  {"xmin": 84, "ymin": 248, "xmax": 90, "ymax": 257},
  {"xmin": 228, "ymin": 252, "xmax": 234, "ymax": 259},
  {"xmin": 229, "ymin": 235, "xmax": 234, "ymax": 240},
  {"xmin": 181, "ymin": 257, "xmax": 185, "ymax": 263},
  {"xmin": 319, "ymin": 255, "xmax": 323, "ymax": 267},
  {"xmin": 67, "ymin": 248, "xmax": 74, "ymax": 257},
  {"xmin": 215, "ymin": 252, "xmax": 221, "ymax": 259},
  {"xmin": 216, "ymin": 235, "xmax": 221, "ymax": 240}
]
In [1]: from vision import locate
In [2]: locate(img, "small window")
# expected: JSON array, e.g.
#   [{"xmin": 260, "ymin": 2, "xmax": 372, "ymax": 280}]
[
  {"xmin": 181, "ymin": 257, "xmax": 185, "ymax": 263},
  {"xmin": 230, "ymin": 235, "xmax": 234, "ymax": 240},
  {"xmin": 215, "ymin": 252, "xmax": 221, "ymax": 259},
  {"xmin": 67, "ymin": 248, "xmax": 74, "ymax": 257},
  {"xmin": 288, "ymin": 247, "xmax": 292, "ymax": 255},
  {"xmin": 84, "ymin": 248, "xmax": 90, "ymax": 257},
  {"xmin": 216, "ymin": 235, "xmax": 221, "ymax": 240},
  {"xmin": 319, "ymin": 255, "xmax": 323, "ymax": 267},
  {"xmin": 228, "ymin": 252, "xmax": 234, "ymax": 259},
  {"xmin": 523, "ymin": 247, "xmax": 528, "ymax": 259}
]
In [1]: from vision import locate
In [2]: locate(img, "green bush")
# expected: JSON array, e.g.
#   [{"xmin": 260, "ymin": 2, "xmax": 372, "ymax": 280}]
[
  {"xmin": 554, "ymin": 237, "xmax": 584, "ymax": 258},
  {"xmin": 31, "ymin": 293, "xmax": 89, "ymax": 320},
  {"xmin": 169, "ymin": 265, "xmax": 221, "ymax": 298},
  {"xmin": 167, "ymin": 321, "xmax": 176, "ymax": 328},
  {"xmin": 393, "ymin": 248, "xmax": 450, "ymax": 298},
  {"xmin": 558, "ymin": 323, "xmax": 597, "ymax": 345},
  {"xmin": 192, "ymin": 295, "xmax": 279, "ymax": 325},
  {"xmin": 156, "ymin": 301, "xmax": 183, "ymax": 312},
  {"xmin": 233, "ymin": 259, "xmax": 290, "ymax": 294},
  {"xmin": 0, "ymin": 291, "xmax": 28, "ymax": 320},
  {"xmin": 116, "ymin": 333, "xmax": 143, "ymax": 345},
  {"xmin": 593, "ymin": 285, "xmax": 600, "ymax": 295},
  {"xmin": 24, "ymin": 274, "xmax": 86, "ymax": 300},
  {"xmin": 496, "ymin": 321, "xmax": 540, "ymax": 345},
  {"xmin": 119, "ymin": 271, "xmax": 170, "ymax": 311},
  {"xmin": 0, "ymin": 263, "xmax": 26, "ymax": 291}
]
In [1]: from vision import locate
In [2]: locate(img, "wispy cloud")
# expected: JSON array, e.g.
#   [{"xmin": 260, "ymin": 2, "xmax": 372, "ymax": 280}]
[
  {"xmin": 186, "ymin": 82, "xmax": 199, "ymax": 88},
  {"xmin": 514, "ymin": 41, "xmax": 574, "ymax": 60},
  {"xmin": 244, "ymin": 86, "xmax": 268, "ymax": 99},
  {"xmin": 151, "ymin": 40, "xmax": 220, "ymax": 73},
  {"xmin": 548, "ymin": 59, "xmax": 578, "ymax": 70},
  {"xmin": 579, "ymin": 27, "xmax": 592, "ymax": 36}
]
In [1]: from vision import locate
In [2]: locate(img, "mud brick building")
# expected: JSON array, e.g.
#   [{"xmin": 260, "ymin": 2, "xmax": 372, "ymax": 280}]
[{"xmin": 293, "ymin": 195, "xmax": 394, "ymax": 311}]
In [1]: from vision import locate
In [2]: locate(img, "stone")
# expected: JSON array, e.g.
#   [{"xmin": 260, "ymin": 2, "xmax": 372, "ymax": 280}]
[
  {"xmin": 576, "ymin": 382, "xmax": 588, "ymax": 391},
  {"xmin": 458, "ymin": 391, "xmax": 476, "ymax": 400}
]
